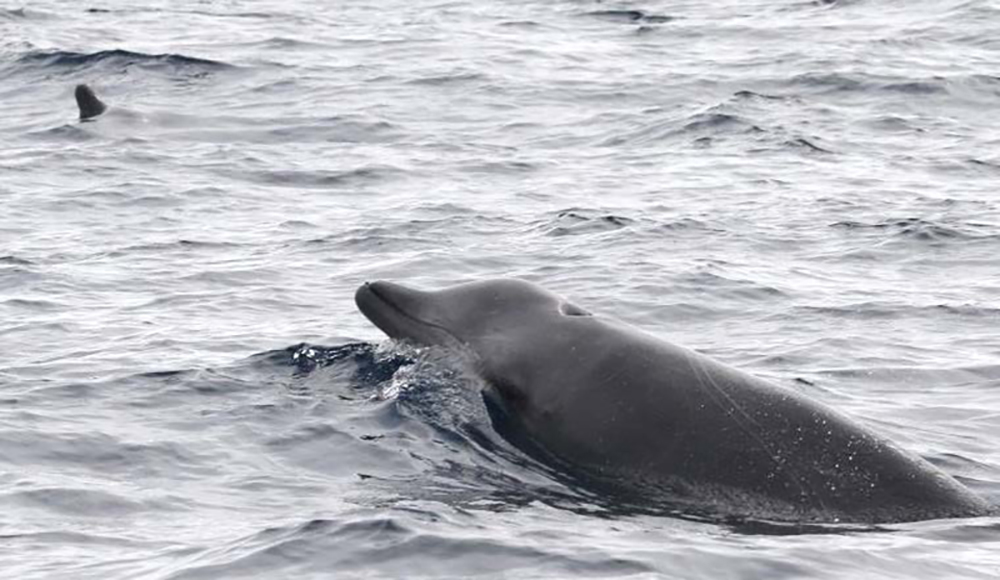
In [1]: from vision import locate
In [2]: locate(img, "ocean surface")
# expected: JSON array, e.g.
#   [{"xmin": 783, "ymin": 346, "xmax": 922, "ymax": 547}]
[{"xmin": 3, "ymin": 0, "xmax": 1000, "ymax": 577}]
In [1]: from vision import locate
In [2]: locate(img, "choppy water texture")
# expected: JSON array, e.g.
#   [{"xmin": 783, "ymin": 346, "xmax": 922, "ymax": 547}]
[{"xmin": 3, "ymin": 0, "xmax": 1000, "ymax": 578}]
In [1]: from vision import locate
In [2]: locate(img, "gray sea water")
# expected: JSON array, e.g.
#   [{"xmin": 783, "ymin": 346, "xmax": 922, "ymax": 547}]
[{"xmin": 3, "ymin": 0, "xmax": 1000, "ymax": 578}]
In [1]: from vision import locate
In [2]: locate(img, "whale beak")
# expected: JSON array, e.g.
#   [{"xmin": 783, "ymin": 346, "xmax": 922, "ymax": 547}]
[{"xmin": 355, "ymin": 281, "xmax": 454, "ymax": 346}]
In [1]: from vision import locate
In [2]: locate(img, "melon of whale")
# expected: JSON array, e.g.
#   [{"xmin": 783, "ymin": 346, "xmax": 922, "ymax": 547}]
[{"xmin": 355, "ymin": 278, "xmax": 991, "ymax": 523}]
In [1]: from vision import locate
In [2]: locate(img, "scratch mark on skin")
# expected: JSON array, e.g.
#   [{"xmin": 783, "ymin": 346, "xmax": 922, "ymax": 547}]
[{"xmin": 684, "ymin": 350, "xmax": 829, "ymax": 515}]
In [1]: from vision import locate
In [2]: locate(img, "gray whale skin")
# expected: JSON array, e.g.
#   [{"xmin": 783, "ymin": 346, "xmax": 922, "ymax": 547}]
[{"xmin": 355, "ymin": 278, "xmax": 990, "ymax": 523}]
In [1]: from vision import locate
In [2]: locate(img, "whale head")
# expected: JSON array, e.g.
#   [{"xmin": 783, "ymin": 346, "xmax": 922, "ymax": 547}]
[
  {"xmin": 356, "ymin": 277, "xmax": 598, "ymax": 425},
  {"xmin": 355, "ymin": 278, "xmax": 591, "ymax": 351}
]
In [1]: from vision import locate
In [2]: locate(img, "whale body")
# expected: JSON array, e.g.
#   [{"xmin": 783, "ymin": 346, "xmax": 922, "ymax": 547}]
[{"xmin": 355, "ymin": 278, "xmax": 990, "ymax": 523}]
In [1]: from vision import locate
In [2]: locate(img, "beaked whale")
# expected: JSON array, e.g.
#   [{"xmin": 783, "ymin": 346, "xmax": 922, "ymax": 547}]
[
  {"xmin": 75, "ymin": 84, "xmax": 107, "ymax": 120},
  {"xmin": 355, "ymin": 278, "xmax": 990, "ymax": 523}
]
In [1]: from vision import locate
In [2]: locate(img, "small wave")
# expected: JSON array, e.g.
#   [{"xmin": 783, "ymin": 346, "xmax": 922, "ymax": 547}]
[
  {"xmin": 733, "ymin": 90, "xmax": 791, "ymax": 102},
  {"xmin": 0, "ymin": 424, "xmax": 214, "ymax": 478},
  {"xmin": 0, "ymin": 255, "xmax": 34, "ymax": 266},
  {"xmin": 0, "ymin": 529, "xmax": 148, "ymax": 548},
  {"xmin": 169, "ymin": 515, "xmax": 655, "ymax": 578},
  {"xmin": 673, "ymin": 270, "xmax": 789, "ymax": 303},
  {"xmin": 259, "ymin": 342, "xmax": 413, "ymax": 383},
  {"xmin": 264, "ymin": 422, "xmax": 356, "ymax": 450},
  {"xmin": 789, "ymin": 72, "xmax": 954, "ymax": 97},
  {"xmin": 794, "ymin": 301, "xmax": 1000, "ymax": 321},
  {"xmin": 0, "ymin": 7, "xmax": 27, "ymax": 18},
  {"xmin": 115, "ymin": 239, "xmax": 245, "ymax": 255},
  {"xmin": 213, "ymin": 164, "xmax": 404, "ymax": 189},
  {"xmin": 6, "ymin": 488, "xmax": 149, "ymax": 517},
  {"xmin": 686, "ymin": 93, "xmax": 834, "ymax": 155},
  {"xmin": 930, "ymin": 453, "xmax": 997, "ymax": 477},
  {"xmin": 683, "ymin": 112, "xmax": 764, "ymax": 134},
  {"xmin": 813, "ymin": 0, "xmax": 865, "ymax": 7},
  {"xmin": 601, "ymin": 109, "xmax": 766, "ymax": 148},
  {"xmin": 123, "ymin": 293, "xmax": 218, "ymax": 312},
  {"xmin": 790, "ymin": 72, "xmax": 865, "ymax": 92},
  {"xmin": 0, "ymin": 7, "xmax": 55, "ymax": 20},
  {"xmin": 819, "ymin": 365, "xmax": 1000, "ymax": 384},
  {"xmin": 263, "ymin": 117, "xmax": 400, "ymax": 144},
  {"xmin": 229, "ymin": 36, "xmax": 333, "ymax": 51},
  {"xmin": 959, "ymin": 74, "xmax": 1000, "ymax": 96},
  {"xmin": 968, "ymin": 158, "xmax": 1000, "ymax": 173},
  {"xmin": 863, "ymin": 115, "xmax": 924, "ymax": 134},
  {"xmin": 259, "ymin": 36, "xmax": 327, "ymax": 50},
  {"xmin": 1, "ymin": 298, "xmax": 64, "ymax": 311},
  {"xmin": 498, "ymin": 20, "xmax": 543, "ymax": 28},
  {"xmin": 23, "ymin": 124, "xmax": 97, "ymax": 142},
  {"xmin": 541, "ymin": 209, "xmax": 635, "ymax": 237},
  {"xmin": 800, "ymin": 302, "xmax": 906, "ymax": 320},
  {"xmin": 830, "ymin": 217, "xmax": 997, "ymax": 242},
  {"xmin": 406, "ymin": 71, "xmax": 488, "ymax": 86},
  {"xmin": 582, "ymin": 10, "xmax": 675, "ymax": 24},
  {"xmin": 136, "ymin": 369, "xmax": 190, "ymax": 380},
  {"xmin": 0, "ymin": 321, "xmax": 75, "ymax": 338},
  {"xmin": 181, "ymin": 9, "xmax": 282, "ymax": 20},
  {"xmin": 933, "ymin": 304, "xmax": 1000, "ymax": 317},
  {"xmin": 459, "ymin": 160, "xmax": 540, "ymax": 175},
  {"xmin": 784, "ymin": 137, "xmax": 833, "ymax": 153},
  {"xmin": 651, "ymin": 217, "xmax": 725, "ymax": 235},
  {"xmin": 278, "ymin": 219, "xmax": 319, "ymax": 230},
  {"xmin": 305, "ymin": 223, "xmax": 446, "ymax": 254},
  {"xmin": 14, "ymin": 48, "xmax": 234, "ymax": 73},
  {"xmin": 264, "ymin": 342, "xmax": 591, "ymax": 512},
  {"xmin": 82, "ymin": 6, "xmax": 287, "ymax": 20},
  {"xmin": 881, "ymin": 81, "xmax": 947, "ymax": 95}
]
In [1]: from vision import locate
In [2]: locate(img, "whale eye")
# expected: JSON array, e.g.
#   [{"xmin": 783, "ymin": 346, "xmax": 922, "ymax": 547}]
[{"xmin": 559, "ymin": 302, "xmax": 591, "ymax": 317}]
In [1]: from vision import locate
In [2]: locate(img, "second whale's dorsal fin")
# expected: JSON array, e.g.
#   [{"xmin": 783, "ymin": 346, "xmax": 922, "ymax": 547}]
[{"xmin": 75, "ymin": 84, "xmax": 107, "ymax": 120}]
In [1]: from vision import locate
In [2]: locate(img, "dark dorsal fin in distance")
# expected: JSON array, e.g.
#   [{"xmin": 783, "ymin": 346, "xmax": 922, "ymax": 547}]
[{"xmin": 75, "ymin": 84, "xmax": 107, "ymax": 120}]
